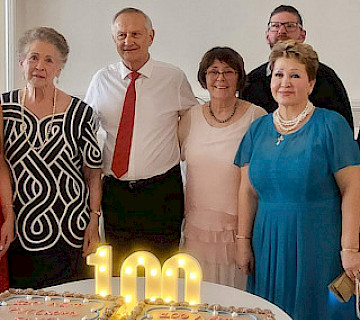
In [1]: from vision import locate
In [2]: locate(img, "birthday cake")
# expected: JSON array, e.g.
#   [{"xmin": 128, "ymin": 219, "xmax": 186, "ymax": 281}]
[
  {"xmin": 0, "ymin": 250, "xmax": 277, "ymax": 320},
  {"xmin": 126, "ymin": 298, "xmax": 276, "ymax": 320},
  {"xmin": 0, "ymin": 291, "xmax": 276, "ymax": 320},
  {"xmin": 0, "ymin": 288, "xmax": 125, "ymax": 320}
]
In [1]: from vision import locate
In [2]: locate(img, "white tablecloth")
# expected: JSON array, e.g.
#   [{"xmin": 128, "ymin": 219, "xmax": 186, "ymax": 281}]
[{"xmin": 44, "ymin": 278, "xmax": 292, "ymax": 320}]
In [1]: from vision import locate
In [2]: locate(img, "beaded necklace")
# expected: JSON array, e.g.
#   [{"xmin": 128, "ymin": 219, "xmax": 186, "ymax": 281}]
[
  {"xmin": 273, "ymin": 102, "xmax": 314, "ymax": 132},
  {"xmin": 208, "ymin": 100, "xmax": 237, "ymax": 123},
  {"xmin": 273, "ymin": 102, "xmax": 314, "ymax": 146}
]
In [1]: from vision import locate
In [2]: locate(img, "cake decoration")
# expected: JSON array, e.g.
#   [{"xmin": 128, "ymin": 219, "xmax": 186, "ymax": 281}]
[
  {"xmin": 0, "ymin": 288, "xmax": 125, "ymax": 320},
  {"xmin": 125, "ymin": 299, "xmax": 276, "ymax": 320}
]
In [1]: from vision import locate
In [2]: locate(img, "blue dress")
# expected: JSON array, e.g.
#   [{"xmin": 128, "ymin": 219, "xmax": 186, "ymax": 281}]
[{"xmin": 234, "ymin": 108, "xmax": 360, "ymax": 320}]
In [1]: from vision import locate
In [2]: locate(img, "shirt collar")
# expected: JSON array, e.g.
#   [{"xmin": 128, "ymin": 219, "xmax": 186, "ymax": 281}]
[
  {"xmin": 266, "ymin": 62, "xmax": 271, "ymax": 77},
  {"xmin": 119, "ymin": 58, "xmax": 154, "ymax": 80}
]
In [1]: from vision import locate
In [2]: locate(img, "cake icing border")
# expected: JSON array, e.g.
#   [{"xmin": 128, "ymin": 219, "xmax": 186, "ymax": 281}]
[
  {"xmin": 0, "ymin": 288, "xmax": 125, "ymax": 320},
  {"xmin": 126, "ymin": 298, "xmax": 275, "ymax": 320}
]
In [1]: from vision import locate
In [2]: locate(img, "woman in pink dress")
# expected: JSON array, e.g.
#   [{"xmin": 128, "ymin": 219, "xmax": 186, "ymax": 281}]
[
  {"xmin": 0, "ymin": 104, "xmax": 15, "ymax": 292},
  {"xmin": 179, "ymin": 47, "xmax": 266, "ymax": 288}
]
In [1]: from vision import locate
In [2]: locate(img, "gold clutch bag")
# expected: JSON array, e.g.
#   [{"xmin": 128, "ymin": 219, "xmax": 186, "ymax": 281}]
[{"xmin": 328, "ymin": 272, "xmax": 355, "ymax": 303}]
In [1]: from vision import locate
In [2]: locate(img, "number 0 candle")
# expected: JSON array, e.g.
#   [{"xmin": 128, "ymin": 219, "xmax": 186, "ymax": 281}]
[
  {"xmin": 161, "ymin": 253, "xmax": 202, "ymax": 305},
  {"xmin": 120, "ymin": 251, "xmax": 162, "ymax": 305}
]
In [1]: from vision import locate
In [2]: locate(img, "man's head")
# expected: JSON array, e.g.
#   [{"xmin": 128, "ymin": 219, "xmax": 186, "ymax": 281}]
[
  {"xmin": 112, "ymin": 7, "xmax": 154, "ymax": 71},
  {"xmin": 266, "ymin": 5, "xmax": 306, "ymax": 49}
]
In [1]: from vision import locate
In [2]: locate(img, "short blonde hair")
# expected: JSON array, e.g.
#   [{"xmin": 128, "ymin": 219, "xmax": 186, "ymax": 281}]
[{"xmin": 269, "ymin": 40, "xmax": 319, "ymax": 81}]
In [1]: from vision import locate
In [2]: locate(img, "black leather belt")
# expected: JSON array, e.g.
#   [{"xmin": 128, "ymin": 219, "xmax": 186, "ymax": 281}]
[{"xmin": 104, "ymin": 164, "xmax": 181, "ymax": 190}]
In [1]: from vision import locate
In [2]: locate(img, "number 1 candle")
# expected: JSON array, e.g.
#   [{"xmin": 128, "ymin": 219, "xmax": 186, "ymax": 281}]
[{"xmin": 86, "ymin": 245, "xmax": 113, "ymax": 297}]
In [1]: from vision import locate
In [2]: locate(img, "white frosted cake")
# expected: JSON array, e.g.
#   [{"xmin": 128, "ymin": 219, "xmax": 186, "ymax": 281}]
[
  {"xmin": 0, "ymin": 291, "xmax": 276, "ymax": 320},
  {"xmin": 0, "ymin": 288, "xmax": 125, "ymax": 320},
  {"xmin": 126, "ymin": 298, "xmax": 276, "ymax": 320}
]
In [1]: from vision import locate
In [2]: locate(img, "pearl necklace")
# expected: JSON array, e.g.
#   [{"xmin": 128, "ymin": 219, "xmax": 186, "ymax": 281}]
[
  {"xmin": 273, "ymin": 102, "xmax": 314, "ymax": 133},
  {"xmin": 208, "ymin": 100, "xmax": 237, "ymax": 123},
  {"xmin": 20, "ymin": 86, "xmax": 57, "ymax": 151}
]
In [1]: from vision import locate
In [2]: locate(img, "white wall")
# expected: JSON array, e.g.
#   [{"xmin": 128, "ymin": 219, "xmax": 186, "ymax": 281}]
[
  {"xmin": 0, "ymin": 0, "xmax": 5, "ymax": 90},
  {"xmin": 8, "ymin": 0, "xmax": 360, "ymax": 108}
]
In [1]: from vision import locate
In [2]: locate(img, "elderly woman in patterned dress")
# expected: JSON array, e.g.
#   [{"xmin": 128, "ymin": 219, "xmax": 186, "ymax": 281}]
[{"xmin": 0, "ymin": 27, "xmax": 102, "ymax": 289}]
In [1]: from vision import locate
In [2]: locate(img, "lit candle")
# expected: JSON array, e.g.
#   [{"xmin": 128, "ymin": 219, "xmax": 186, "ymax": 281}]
[
  {"xmin": 120, "ymin": 251, "xmax": 162, "ymax": 306},
  {"xmin": 161, "ymin": 253, "xmax": 202, "ymax": 304},
  {"xmin": 86, "ymin": 245, "xmax": 113, "ymax": 296}
]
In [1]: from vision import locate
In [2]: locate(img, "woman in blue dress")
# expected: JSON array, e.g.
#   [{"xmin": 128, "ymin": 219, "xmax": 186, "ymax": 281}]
[{"xmin": 234, "ymin": 40, "xmax": 360, "ymax": 319}]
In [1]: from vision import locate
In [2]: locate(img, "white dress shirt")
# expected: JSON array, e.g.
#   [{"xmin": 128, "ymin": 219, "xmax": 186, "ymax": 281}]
[{"xmin": 85, "ymin": 58, "xmax": 197, "ymax": 180}]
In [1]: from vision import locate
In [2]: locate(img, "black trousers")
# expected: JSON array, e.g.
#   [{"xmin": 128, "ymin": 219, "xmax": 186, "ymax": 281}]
[{"xmin": 102, "ymin": 164, "xmax": 184, "ymax": 275}]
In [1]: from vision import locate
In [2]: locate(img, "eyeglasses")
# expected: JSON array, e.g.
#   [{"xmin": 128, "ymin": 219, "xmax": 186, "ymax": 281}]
[
  {"xmin": 205, "ymin": 70, "xmax": 238, "ymax": 79},
  {"xmin": 268, "ymin": 22, "xmax": 302, "ymax": 32}
]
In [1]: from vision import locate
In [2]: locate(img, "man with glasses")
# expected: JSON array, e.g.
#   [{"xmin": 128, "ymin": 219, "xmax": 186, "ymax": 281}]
[{"xmin": 241, "ymin": 5, "xmax": 354, "ymax": 130}]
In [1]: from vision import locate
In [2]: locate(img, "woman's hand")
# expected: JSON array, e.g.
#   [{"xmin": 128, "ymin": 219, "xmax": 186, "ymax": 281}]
[
  {"xmin": 341, "ymin": 250, "xmax": 360, "ymax": 281},
  {"xmin": 236, "ymin": 239, "xmax": 254, "ymax": 275},
  {"xmin": 0, "ymin": 214, "xmax": 14, "ymax": 259},
  {"xmin": 82, "ymin": 217, "xmax": 100, "ymax": 258}
]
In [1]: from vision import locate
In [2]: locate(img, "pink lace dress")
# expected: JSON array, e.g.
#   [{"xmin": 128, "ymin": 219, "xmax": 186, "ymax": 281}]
[{"xmin": 181, "ymin": 103, "xmax": 266, "ymax": 288}]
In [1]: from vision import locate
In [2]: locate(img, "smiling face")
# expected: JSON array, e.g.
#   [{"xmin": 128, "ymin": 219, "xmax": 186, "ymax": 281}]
[
  {"xmin": 266, "ymin": 12, "xmax": 305, "ymax": 48},
  {"xmin": 19, "ymin": 40, "xmax": 62, "ymax": 89},
  {"xmin": 205, "ymin": 60, "xmax": 238, "ymax": 101},
  {"xmin": 271, "ymin": 57, "xmax": 315, "ymax": 110},
  {"xmin": 112, "ymin": 12, "xmax": 154, "ymax": 71}
]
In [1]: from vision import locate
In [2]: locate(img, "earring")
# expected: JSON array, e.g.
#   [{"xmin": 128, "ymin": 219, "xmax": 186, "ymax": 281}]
[{"xmin": 56, "ymin": 76, "xmax": 59, "ymax": 85}]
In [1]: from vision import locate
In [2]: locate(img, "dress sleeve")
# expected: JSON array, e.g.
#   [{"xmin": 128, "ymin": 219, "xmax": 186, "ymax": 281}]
[
  {"xmin": 325, "ymin": 111, "xmax": 360, "ymax": 173},
  {"xmin": 234, "ymin": 125, "xmax": 254, "ymax": 167},
  {"xmin": 79, "ymin": 104, "xmax": 102, "ymax": 168}
]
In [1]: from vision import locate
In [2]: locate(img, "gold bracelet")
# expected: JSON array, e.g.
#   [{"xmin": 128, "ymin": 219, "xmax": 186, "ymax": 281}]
[
  {"xmin": 90, "ymin": 210, "xmax": 101, "ymax": 217},
  {"xmin": 341, "ymin": 248, "xmax": 359, "ymax": 253},
  {"xmin": 235, "ymin": 235, "xmax": 252, "ymax": 240}
]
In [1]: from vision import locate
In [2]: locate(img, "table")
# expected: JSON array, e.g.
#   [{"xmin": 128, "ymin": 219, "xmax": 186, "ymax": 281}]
[{"xmin": 44, "ymin": 278, "xmax": 292, "ymax": 320}]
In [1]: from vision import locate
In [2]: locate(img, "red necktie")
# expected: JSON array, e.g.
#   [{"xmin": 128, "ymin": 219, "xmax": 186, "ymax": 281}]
[{"xmin": 112, "ymin": 71, "xmax": 140, "ymax": 178}]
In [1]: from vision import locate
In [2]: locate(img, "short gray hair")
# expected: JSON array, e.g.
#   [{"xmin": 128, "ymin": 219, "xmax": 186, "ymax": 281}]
[
  {"xmin": 18, "ymin": 26, "xmax": 69, "ymax": 66},
  {"xmin": 112, "ymin": 7, "xmax": 153, "ymax": 32}
]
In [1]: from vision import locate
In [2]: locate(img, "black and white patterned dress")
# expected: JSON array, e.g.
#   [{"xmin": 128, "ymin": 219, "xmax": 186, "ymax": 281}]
[{"xmin": 1, "ymin": 89, "xmax": 102, "ymax": 288}]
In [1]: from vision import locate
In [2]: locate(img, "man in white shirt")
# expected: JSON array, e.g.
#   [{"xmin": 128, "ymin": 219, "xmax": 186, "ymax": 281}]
[{"xmin": 85, "ymin": 7, "xmax": 197, "ymax": 275}]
